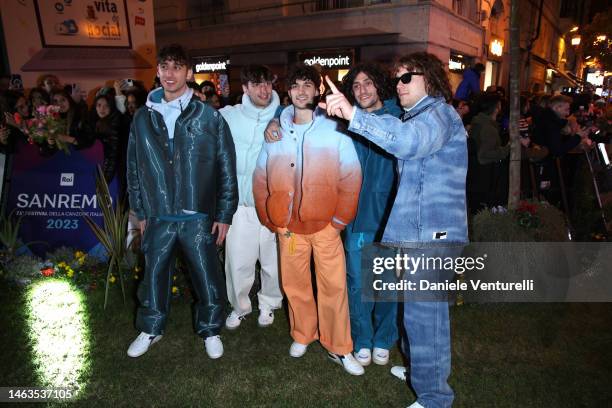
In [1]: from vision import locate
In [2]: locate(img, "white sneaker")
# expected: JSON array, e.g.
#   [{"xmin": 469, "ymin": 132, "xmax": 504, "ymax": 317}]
[
  {"xmin": 204, "ymin": 335, "xmax": 223, "ymax": 359},
  {"xmin": 372, "ymin": 347, "xmax": 390, "ymax": 365},
  {"xmin": 407, "ymin": 402, "xmax": 425, "ymax": 408},
  {"xmin": 328, "ymin": 352, "xmax": 365, "ymax": 376},
  {"xmin": 257, "ymin": 308, "xmax": 274, "ymax": 327},
  {"xmin": 289, "ymin": 341, "xmax": 308, "ymax": 358},
  {"xmin": 354, "ymin": 348, "xmax": 372, "ymax": 366},
  {"xmin": 127, "ymin": 332, "xmax": 162, "ymax": 358},
  {"xmin": 391, "ymin": 365, "xmax": 407, "ymax": 381},
  {"xmin": 225, "ymin": 310, "xmax": 244, "ymax": 330}
]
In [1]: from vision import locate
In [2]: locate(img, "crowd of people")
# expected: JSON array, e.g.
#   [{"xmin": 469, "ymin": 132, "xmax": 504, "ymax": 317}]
[
  {"xmin": 0, "ymin": 74, "xmax": 150, "ymax": 197},
  {"xmin": 452, "ymin": 67, "xmax": 611, "ymax": 214},
  {"xmin": 0, "ymin": 44, "xmax": 610, "ymax": 408},
  {"xmin": 0, "ymin": 73, "xmax": 282, "ymax": 196}
]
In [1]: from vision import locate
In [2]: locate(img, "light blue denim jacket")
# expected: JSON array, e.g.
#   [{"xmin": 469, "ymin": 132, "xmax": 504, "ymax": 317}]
[{"xmin": 348, "ymin": 95, "xmax": 468, "ymax": 248}]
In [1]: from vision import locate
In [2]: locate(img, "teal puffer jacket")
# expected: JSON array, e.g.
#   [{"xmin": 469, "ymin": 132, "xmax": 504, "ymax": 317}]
[{"xmin": 127, "ymin": 93, "xmax": 238, "ymax": 224}]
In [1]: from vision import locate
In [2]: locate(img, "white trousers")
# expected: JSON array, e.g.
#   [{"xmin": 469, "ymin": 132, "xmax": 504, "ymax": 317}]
[{"xmin": 225, "ymin": 206, "xmax": 282, "ymax": 315}]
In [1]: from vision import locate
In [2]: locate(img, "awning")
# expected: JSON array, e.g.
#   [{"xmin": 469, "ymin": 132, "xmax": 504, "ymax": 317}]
[
  {"xmin": 544, "ymin": 62, "xmax": 579, "ymax": 87},
  {"xmin": 22, "ymin": 48, "xmax": 152, "ymax": 72},
  {"xmin": 552, "ymin": 68, "xmax": 579, "ymax": 87}
]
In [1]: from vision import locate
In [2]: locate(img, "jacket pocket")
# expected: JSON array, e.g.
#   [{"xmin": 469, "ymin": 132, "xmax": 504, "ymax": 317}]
[
  {"xmin": 299, "ymin": 185, "xmax": 336, "ymax": 222},
  {"xmin": 267, "ymin": 191, "xmax": 293, "ymax": 227}
]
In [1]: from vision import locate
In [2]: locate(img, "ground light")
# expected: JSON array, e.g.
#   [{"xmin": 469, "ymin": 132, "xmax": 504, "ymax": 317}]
[{"xmin": 25, "ymin": 279, "xmax": 91, "ymax": 398}]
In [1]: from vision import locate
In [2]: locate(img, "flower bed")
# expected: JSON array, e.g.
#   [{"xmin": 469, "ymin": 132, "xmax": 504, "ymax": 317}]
[{"xmin": 471, "ymin": 200, "xmax": 569, "ymax": 242}]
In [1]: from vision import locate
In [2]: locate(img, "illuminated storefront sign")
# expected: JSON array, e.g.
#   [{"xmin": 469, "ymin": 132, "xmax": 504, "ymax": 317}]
[
  {"xmin": 193, "ymin": 56, "xmax": 230, "ymax": 73},
  {"xmin": 298, "ymin": 49, "xmax": 354, "ymax": 69},
  {"xmin": 449, "ymin": 53, "xmax": 466, "ymax": 72}
]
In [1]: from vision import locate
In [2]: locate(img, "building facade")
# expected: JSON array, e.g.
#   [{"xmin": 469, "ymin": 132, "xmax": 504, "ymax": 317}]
[
  {"xmin": 154, "ymin": 0, "xmax": 599, "ymax": 97},
  {"xmin": 155, "ymin": 0, "xmax": 485, "ymax": 95}
]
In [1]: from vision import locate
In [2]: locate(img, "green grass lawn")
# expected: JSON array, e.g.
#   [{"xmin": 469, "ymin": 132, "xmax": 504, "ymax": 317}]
[{"xmin": 1, "ymin": 279, "xmax": 611, "ymax": 408}]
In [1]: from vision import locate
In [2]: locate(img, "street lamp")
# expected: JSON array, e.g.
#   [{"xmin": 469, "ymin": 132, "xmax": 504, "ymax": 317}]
[
  {"xmin": 571, "ymin": 35, "xmax": 581, "ymax": 46},
  {"xmin": 490, "ymin": 38, "xmax": 504, "ymax": 57}
]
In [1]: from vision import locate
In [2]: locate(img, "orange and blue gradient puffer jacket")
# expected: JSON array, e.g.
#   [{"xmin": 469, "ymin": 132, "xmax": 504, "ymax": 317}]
[{"xmin": 253, "ymin": 106, "xmax": 362, "ymax": 235}]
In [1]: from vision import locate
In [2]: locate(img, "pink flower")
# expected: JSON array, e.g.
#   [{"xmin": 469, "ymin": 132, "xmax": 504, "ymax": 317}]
[
  {"xmin": 36, "ymin": 105, "xmax": 47, "ymax": 115},
  {"xmin": 47, "ymin": 105, "xmax": 61, "ymax": 114}
]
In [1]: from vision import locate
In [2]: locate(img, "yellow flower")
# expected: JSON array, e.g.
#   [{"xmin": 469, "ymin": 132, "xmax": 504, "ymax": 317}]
[
  {"xmin": 67, "ymin": 269, "xmax": 74, "ymax": 278},
  {"xmin": 75, "ymin": 250, "xmax": 85, "ymax": 258},
  {"xmin": 58, "ymin": 261, "xmax": 67, "ymax": 268},
  {"xmin": 134, "ymin": 266, "xmax": 142, "ymax": 272},
  {"xmin": 109, "ymin": 275, "xmax": 116, "ymax": 284},
  {"xmin": 173, "ymin": 275, "xmax": 177, "ymax": 281},
  {"xmin": 171, "ymin": 286, "xmax": 179, "ymax": 294},
  {"xmin": 133, "ymin": 274, "xmax": 139, "ymax": 280}
]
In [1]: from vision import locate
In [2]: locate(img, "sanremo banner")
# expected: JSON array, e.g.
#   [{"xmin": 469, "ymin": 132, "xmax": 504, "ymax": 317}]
[{"xmin": 6, "ymin": 139, "xmax": 118, "ymax": 257}]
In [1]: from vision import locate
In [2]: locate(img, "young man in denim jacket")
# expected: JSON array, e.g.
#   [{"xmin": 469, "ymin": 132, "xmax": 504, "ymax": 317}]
[{"xmin": 323, "ymin": 52, "xmax": 469, "ymax": 408}]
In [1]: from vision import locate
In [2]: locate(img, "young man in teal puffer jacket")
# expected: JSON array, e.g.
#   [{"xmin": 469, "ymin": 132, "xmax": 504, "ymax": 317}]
[
  {"xmin": 126, "ymin": 44, "xmax": 238, "ymax": 360},
  {"xmin": 340, "ymin": 63, "xmax": 402, "ymax": 369}
]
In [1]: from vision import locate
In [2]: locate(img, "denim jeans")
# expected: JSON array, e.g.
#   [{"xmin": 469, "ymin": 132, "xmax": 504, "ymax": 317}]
[
  {"xmin": 401, "ymin": 246, "xmax": 463, "ymax": 408},
  {"xmin": 345, "ymin": 230, "xmax": 398, "ymax": 352}
]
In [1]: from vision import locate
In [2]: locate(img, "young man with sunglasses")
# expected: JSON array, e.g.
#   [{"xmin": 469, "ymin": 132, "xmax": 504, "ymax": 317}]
[{"xmin": 322, "ymin": 52, "xmax": 468, "ymax": 408}]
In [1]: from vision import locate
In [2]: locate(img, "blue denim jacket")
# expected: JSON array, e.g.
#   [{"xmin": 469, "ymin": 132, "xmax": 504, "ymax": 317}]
[{"xmin": 348, "ymin": 95, "xmax": 468, "ymax": 247}]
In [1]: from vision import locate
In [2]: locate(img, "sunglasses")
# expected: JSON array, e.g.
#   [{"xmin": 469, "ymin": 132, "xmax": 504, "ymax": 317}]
[{"xmin": 393, "ymin": 72, "xmax": 424, "ymax": 86}]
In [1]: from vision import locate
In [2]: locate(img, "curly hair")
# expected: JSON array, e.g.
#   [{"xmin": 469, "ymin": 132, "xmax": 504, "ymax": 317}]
[
  {"xmin": 394, "ymin": 52, "xmax": 452, "ymax": 103},
  {"xmin": 341, "ymin": 62, "xmax": 393, "ymax": 105},
  {"xmin": 286, "ymin": 63, "xmax": 321, "ymax": 90}
]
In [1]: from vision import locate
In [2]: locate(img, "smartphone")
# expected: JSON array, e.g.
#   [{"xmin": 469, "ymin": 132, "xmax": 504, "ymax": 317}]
[
  {"xmin": 9, "ymin": 74, "xmax": 23, "ymax": 90},
  {"xmin": 218, "ymin": 75, "xmax": 227, "ymax": 90}
]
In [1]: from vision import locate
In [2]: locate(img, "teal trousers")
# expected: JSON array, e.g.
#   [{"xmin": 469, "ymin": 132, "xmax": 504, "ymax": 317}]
[{"xmin": 136, "ymin": 217, "xmax": 225, "ymax": 338}]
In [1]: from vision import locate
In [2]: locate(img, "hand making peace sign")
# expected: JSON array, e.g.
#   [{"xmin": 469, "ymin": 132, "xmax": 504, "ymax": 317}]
[{"xmin": 318, "ymin": 76, "xmax": 355, "ymax": 120}]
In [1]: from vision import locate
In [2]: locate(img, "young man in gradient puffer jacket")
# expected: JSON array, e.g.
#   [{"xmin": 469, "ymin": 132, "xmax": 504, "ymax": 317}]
[{"xmin": 253, "ymin": 63, "xmax": 364, "ymax": 376}]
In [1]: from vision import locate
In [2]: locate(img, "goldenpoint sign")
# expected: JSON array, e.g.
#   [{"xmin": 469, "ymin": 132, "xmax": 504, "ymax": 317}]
[
  {"xmin": 303, "ymin": 55, "xmax": 352, "ymax": 68},
  {"xmin": 193, "ymin": 57, "xmax": 230, "ymax": 73}
]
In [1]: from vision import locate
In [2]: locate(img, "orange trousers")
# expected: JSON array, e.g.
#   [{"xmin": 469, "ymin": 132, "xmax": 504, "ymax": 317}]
[{"xmin": 278, "ymin": 224, "xmax": 353, "ymax": 355}]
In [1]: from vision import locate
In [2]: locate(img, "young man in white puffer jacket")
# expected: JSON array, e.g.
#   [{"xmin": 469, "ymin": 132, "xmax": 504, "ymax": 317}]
[{"xmin": 219, "ymin": 65, "xmax": 283, "ymax": 329}]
